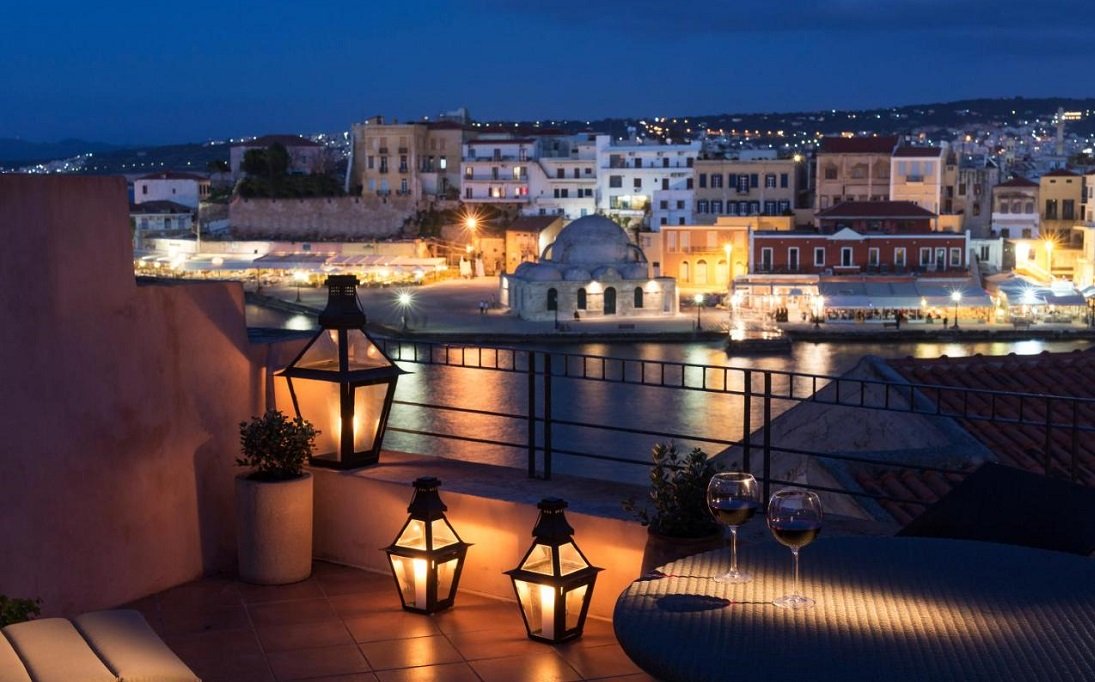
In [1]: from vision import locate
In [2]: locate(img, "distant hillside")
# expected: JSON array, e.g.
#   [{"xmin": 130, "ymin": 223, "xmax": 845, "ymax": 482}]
[{"xmin": 0, "ymin": 138, "xmax": 125, "ymax": 164}]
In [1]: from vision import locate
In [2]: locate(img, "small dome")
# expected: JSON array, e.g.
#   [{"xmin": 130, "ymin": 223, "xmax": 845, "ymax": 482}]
[
  {"xmin": 591, "ymin": 266, "xmax": 621, "ymax": 281},
  {"xmin": 544, "ymin": 215, "xmax": 646, "ymax": 266},
  {"xmin": 622, "ymin": 263, "xmax": 650, "ymax": 279},
  {"xmin": 520, "ymin": 263, "xmax": 562, "ymax": 281},
  {"xmin": 563, "ymin": 267, "xmax": 592, "ymax": 281}
]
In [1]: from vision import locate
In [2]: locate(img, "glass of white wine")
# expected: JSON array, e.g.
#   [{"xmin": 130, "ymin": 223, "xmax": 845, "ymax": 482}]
[
  {"xmin": 767, "ymin": 488, "xmax": 822, "ymax": 609},
  {"xmin": 706, "ymin": 472, "xmax": 760, "ymax": 583}
]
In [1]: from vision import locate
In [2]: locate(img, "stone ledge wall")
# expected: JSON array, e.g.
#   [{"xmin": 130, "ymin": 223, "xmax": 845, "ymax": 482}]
[{"xmin": 230, "ymin": 195, "xmax": 416, "ymax": 240}]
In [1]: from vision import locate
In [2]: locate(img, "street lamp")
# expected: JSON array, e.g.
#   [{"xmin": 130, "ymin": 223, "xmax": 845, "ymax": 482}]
[
  {"xmin": 693, "ymin": 293, "xmax": 705, "ymax": 330},
  {"xmin": 951, "ymin": 291, "xmax": 962, "ymax": 329},
  {"xmin": 396, "ymin": 291, "xmax": 412, "ymax": 332},
  {"xmin": 814, "ymin": 295, "xmax": 824, "ymax": 329},
  {"xmin": 293, "ymin": 270, "xmax": 308, "ymax": 302}
]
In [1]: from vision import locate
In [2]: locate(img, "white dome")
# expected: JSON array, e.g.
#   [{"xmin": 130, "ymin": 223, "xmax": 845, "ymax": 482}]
[
  {"xmin": 543, "ymin": 215, "xmax": 646, "ymax": 266},
  {"xmin": 563, "ymin": 267, "xmax": 592, "ymax": 281}
]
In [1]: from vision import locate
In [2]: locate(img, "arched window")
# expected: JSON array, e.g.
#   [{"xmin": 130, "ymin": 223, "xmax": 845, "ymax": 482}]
[
  {"xmin": 577, "ymin": 288, "xmax": 587, "ymax": 310},
  {"xmin": 716, "ymin": 259, "xmax": 729, "ymax": 284},
  {"xmin": 604, "ymin": 287, "xmax": 617, "ymax": 315},
  {"xmin": 634, "ymin": 287, "xmax": 644, "ymax": 308},
  {"xmin": 695, "ymin": 259, "xmax": 708, "ymax": 285},
  {"xmin": 547, "ymin": 288, "xmax": 558, "ymax": 311},
  {"xmin": 680, "ymin": 260, "xmax": 690, "ymax": 282}
]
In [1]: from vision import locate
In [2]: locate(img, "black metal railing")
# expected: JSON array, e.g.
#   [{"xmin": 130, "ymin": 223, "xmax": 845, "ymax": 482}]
[{"xmin": 376, "ymin": 339, "xmax": 1095, "ymax": 515}]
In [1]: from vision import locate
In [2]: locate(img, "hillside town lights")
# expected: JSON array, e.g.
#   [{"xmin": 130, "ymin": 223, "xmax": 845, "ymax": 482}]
[
  {"xmin": 276, "ymin": 275, "xmax": 405, "ymax": 469},
  {"xmin": 384, "ymin": 477, "xmax": 470, "ymax": 614},
  {"xmin": 506, "ymin": 498, "xmax": 602, "ymax": 643}
]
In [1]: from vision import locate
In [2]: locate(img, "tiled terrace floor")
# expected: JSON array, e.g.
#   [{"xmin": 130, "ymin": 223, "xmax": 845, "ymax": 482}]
[{"xmin": 124, "ymin": 561, "xmax": 653, "ymax": 682}]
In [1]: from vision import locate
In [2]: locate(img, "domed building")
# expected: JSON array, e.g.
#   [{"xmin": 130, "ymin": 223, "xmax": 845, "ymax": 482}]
[{"xmin": 500, "ymin": 215, "xmax": 678, "ymax": 322}]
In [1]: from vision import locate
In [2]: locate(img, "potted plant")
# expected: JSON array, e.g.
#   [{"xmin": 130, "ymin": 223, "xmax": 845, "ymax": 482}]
[
  {"xmin": 0, "ymin": 596, "xmax": 40, "ymax": 628},
  {"xmin": 624, "ymin": 442, "xmax": 723, "ymax": 575},
  {"xmin": 235, "ymin": 410, "xmax": 318, "ymax": 585}
]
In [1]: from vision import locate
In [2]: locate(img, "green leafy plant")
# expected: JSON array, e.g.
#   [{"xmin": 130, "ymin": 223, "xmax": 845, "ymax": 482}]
[
  {"xmin": 0, "ymin": 595, "xmax": 41, "ymax": 628},
  {"xmin": 624, "ymin": 442, "xmax": 720, "ymax": 538},
  {"xmin": 237, "ymin": 410, "xmax": 319, "ymax": 481}
]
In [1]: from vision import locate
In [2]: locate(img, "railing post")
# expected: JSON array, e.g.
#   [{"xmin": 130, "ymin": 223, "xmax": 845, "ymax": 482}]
[
  {"xmin": 1070, "ymin": 400, "xmax": 1079, "ymax": 483},
  {"xmin": 742, "ymin": 369, "xmax": 752, "ymax": 474},
  {"xmin": 763, "ymin": 372, "xmax": 772, "ymax": 504},
  {"xmin": 527, "ymin": 351, "xmax": 537, "ymax": 478},
  {"xmin": 1043, "ymin": 396, "xmax": 1053, "ymax": 477},
  {"xmin": 543, "ymin": 353, "xmax": 553, "ymax": 480}
]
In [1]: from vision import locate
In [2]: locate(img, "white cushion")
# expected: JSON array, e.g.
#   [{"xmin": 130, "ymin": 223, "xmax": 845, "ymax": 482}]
[
  {"xmin": 0, "ymin": 632, "xmax": 31, "ymax": 682},
  {"xmin": 1, "ymin": 618, "xmax": 115, "ymax": 682},
  {"xmin": 74, "ymin": 610, "xmax": 199, "ymax": 682}
]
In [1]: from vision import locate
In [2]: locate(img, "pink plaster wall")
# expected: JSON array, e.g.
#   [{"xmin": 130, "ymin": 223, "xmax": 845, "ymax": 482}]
[{"xmin": 0, "ymin": 175, "xmax": 274, "ymax": 615}]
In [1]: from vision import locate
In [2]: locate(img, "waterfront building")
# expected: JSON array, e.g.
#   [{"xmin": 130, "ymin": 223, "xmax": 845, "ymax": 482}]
[
  {"xmin": 130, "ymin": 200, "xmax": 194, "ymax": 240},
  {"xmin": 991, "ymin": 176, "xmax": 1040, "ymax": 239},
  {"xmin": 658, "ymin": 215, "xmax": 792, "ymax": 292},
  {"xmin": 500, "ymin": 214, "xmax": 677, "ymax": 321},
  {"xmin": 954, "ymin": 158, "xmax": 999, "ymax": 238},
  {"xmin": 815, "ymin": 135, "xmax": 899, "ymax": 209},
  {"xmin": 229, "ymin": 134, "xmax": 326, "ymax": 179},
  {"xmin": 595, "ymin": 134, "xmax": 700, "ymax": 230},
  {"xmin": 503, "ymin": 214, "xmax": 565, "ymax": 274},
  {"xmin": 692, "ymin": 156, "xmax": 801, "ymax": 225},
  {"xmin": 347, "ymin": 116, "xmax": 465, "ymax": 205},
  {"xmin": 133, "ymin": 171, "xmax": 210, "ymax": 209},
  {"xmin": 525, "ymin": 133, "xmax": 599, "ymax": 220},
  {"xmin": 1038, "ymin": 168, "xmax": 1083, "ymax": 238}
]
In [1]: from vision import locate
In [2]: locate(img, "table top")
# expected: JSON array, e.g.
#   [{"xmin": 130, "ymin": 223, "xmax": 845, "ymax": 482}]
[{"xmin": 613, "ymin": 536, "xmax": 1095, "ymax": 682}]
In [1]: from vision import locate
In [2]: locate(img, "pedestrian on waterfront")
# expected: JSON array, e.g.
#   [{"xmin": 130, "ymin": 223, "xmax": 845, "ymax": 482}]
[
  {"xmin": 943, "ymin": 315, "xmax": 948, "ymax": 328},
  {"xmin": 895, "ymin": 312, "xmax": 902, "ymax": 330}
]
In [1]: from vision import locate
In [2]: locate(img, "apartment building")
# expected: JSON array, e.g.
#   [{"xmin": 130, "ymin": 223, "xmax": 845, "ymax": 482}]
[
  {"xmin": 692, "ymin": 156, "xmax": 800, "ymax": 225},
  {"xmin": 595, "ymin": 135, "xmax": 700, "ymax": 230},
  {"xmin": 659, "ymin": 215, "xmax": 792, "ymax": 291},
  {"xmin": 991, "ymin": 177, "xmax": 1040, "ymax": 239},
  {"xmin": 1039, "ymin": 169, "xmax": 1083, "ymax": 237},
  {"xmin": 133, "ymin": 171, "xmax": 210, "ymax": 209},
  {"xmin": 815, "ymin": 136, "xmax": 899, "ymax": 209},
  {"xmin": 954, "ymin": 159, "xmax": 999, "ymax": 238},
  {"xmin": 230, "ymin": 134, "xmax": 325, "ymax": 179},
  {"xmin": 889, "ymin": 147, "xmax": 947, "ymax": 214},
  {"xmin": 461, "ymin": 135, "xmax": 535, "ymax": 207},
  {"xmin": 750, "ymin": 230, "xmax": 969, "ymax": 276},
  {"xmin": 523, "ymin": 133, "xmax": 598, "ymax": 220},
  {"xmin": 348, "ymin": 117, "xmax": 464, "ymax": 204}
]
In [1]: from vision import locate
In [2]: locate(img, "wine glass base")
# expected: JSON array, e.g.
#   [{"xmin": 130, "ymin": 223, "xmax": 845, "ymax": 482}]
[
  {"xmin": 773, "ymin": 594, "xmax": 815, "ymax": 609},
  {"xmin": 713, "ymin": 570, "xmax": 752, "ymax": 584}
]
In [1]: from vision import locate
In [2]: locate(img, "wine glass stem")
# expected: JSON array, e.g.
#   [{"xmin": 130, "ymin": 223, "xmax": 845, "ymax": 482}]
[
  {"xmin": 730, "ymin": 527, "xmax": 739, "ymax": 574},
  {"xmin": 791, "ymin": 547, "xmax": 800, "ymax": 598}
]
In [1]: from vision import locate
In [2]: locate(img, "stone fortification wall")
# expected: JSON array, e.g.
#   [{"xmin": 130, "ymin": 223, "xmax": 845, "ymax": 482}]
[{"xmin": 230, "ymin": 195, "xmax": 415, "ymax": 240}]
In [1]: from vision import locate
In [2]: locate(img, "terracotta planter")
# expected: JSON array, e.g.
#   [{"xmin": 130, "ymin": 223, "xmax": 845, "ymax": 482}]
[
  {"xmin": 235, "ymin": 473, "xmax": 313, "ymax": 585},
  {"xmin": 639, "ymin": 529, "xmax": 724, "ymax": 577}
]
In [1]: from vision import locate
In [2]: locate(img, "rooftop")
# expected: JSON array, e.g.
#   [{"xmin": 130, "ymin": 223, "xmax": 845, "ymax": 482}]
[
  {"xmin": 136, "ymin": 171, "xmax": 208, "ymax": 182},
  {"xmin": 997, "ymin": 176, "xmax": 1038, "ymax": 188},
  {"xmin": 816, "ymin": 200, "xmax": 936, "ymax": 219},
  {"xmin": 892, "ymin": 146, "xmax": 944, "ymax": 158},
  {"xmin": 818, "ymin": 135, "xmax": 899, "ymax": 155}
]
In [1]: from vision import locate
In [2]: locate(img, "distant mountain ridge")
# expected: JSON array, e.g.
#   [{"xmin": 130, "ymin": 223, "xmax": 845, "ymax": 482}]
[{"xmin": 0, "ymin": 138, "xmax": 126, "ymax": 163}]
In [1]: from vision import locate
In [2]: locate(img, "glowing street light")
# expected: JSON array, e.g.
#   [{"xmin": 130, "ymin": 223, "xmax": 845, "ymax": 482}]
[
  {"xmin": 293, "ymin": 270, "xmax": 309, "ymax": 302},
  {"xmin": 1044, "ymin": 239, "xmax": 1054, "ymax": 274},
  {"xmin": 693, "ymin": 293, "xmax": 705, "ymax": 330},
  {"xmin": 951, "ymin": 291, "xmax": 962, "ymax": 329},
  {"xmin": 397, "ymin": 291, "xmax": 413, "ymax": 332}
]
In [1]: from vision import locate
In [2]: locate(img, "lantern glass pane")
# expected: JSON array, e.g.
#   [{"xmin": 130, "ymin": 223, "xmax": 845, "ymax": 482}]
[
  {"xmin": 296, "ymin": 330, "xmax": 341, "ymax": 371},
  {"xmin": 557, "ymin": 542, "xmax": 589, "ymax": 575},
  {"xmin": 395, "ymin": 519, "xmax": 428, "ymax": 550},
  {"xmin": 389, "ymin": 555, "xmax": 429, "ymax": 609},
  {"xmin": 430, "ymin": 519, "xmax": 459, "ymax": 550},
  {"xmin": 437, "ymin": 557, "xmax": 459, "ymax": 601},
  {"xmin": 519, "ymin": 544, "xmax": 556, "ymax": 575},
  {"xmin": 345, "ymin": 329, "xmax": 394, "ymax": 370},
  {"xmin": 514, "ymin": 579, "xmax": 557, "ymax": 639},
  {"xmin": 352, "ymin": 383, "xmax": 389, "ymax": 452},
  {"xmin": 564, "ymin": 584, "xmax": 588, "ymax": 631},
  {"xmin": 285, "ymin": 377, "xmax": 341, "ymax": 455}
]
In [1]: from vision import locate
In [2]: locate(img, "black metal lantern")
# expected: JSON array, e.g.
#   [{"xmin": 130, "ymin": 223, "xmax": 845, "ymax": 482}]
[
  {"xmin": 276, "ymin": 275, "xmax": 405, "ymax": 469},
  {"xmin": 505, "ymin": 498, "xmax": 602, "ymax": 643},
  {"xmin": 384, "ymin": 477, "xmax": 471, "ymax": 614}
]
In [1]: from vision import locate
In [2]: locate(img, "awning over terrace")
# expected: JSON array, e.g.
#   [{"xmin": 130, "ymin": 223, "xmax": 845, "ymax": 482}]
[{"xmin": 819, "ymin": 279, "xmax": 992, "ymax": 309}]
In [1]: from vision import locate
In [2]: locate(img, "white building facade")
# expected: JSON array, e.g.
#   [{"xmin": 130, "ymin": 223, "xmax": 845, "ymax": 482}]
[
  {"xmin": 134, "ymin": 172, "xmax": 210, "ymax": 209},
  {"xmin": 594, "ymin": 135, "xmax": 700, "ymax": 230}
]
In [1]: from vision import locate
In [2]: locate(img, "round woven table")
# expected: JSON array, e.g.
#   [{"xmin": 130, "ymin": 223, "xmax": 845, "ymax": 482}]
[{"xmin": 613, "ymin": 536, "xmax": 1095, "ymax": 682}]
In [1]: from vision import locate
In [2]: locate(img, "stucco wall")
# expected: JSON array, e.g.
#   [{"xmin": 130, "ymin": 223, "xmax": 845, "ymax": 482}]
[
  {"xmin": 230, "ymin": 195, "xmax": 414, "ymax": 240},
  {"xmin": 0, "ymin": 175, "xmax": 279, "ymax": 615}
]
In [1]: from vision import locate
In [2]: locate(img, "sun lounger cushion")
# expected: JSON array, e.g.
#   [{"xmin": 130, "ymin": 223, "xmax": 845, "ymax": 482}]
[
  {"xmin": 0, "ymin": 632, "xmax": 31, "ymax": 682},
  {"xmin": 1, "ymin": 618, "xmax": 115, "ymax": 682},
  {"xmin": 74, "ymin": 609, "xmax": 199, "ymax": 682}
]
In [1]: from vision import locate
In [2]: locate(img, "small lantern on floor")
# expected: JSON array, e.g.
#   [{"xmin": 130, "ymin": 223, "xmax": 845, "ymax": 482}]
[
  {"xmin": 276, "ymin": 275, "xmax": 405, "ymax": 469},
  {"xmin": 384, "ymin": 477, "xmax": 470, "ymax": 614},
  {"xmin": 506, "ymin": 498, "xmax": 602, "ymax": 643}
]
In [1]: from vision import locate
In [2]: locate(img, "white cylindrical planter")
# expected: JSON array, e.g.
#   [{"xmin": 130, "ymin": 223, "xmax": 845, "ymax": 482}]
[{"xmin": 236, "ymin": 473, "xmax": 313, "ymax": 585}]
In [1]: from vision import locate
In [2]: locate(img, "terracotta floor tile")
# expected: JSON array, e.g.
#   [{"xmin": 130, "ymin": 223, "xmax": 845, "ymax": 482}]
[
  {"xmin": 249, "ymin": 597, "xmax": 339, "ymax": 628},
  {"xmin": 469, "ymin": 652, "xmax": 583, "ymax": 682},
  {"xmin": 187, "ymin": 653, "xmax": 274, "ymax": 682},
  {"xmin": 358, "ymin": 635, "xmax": 464, "ymax": 671},
  {"xmin": 257, "ymin": 619, "xmax": 356, "ymax": 653},
  {"xmin": 432, "ymin": 600, "xmax": 523, "ymax": 635},
  {"xmin": 267, "ymin": 644, "xmax": 371, "ymax": 680},
  {"xmin": 166, "ymin": 627, "xmax": 264, "ymax": 663},
  {"xmin": 373, "ymin": 662, "xmax": 482, "ymax": 682},
  {"xmin": 343, "ymin": 610, "xmax": 441, "ymax": 643},
  {"xmin": 316, "ymin": 567, "xmax": 391, "ymax": 597},
  {"xmin": 556, "ymin": 644, "xmax": 643, "ymax": 680},
  {"xmin": 553, "ymin": 618, "xmax": 619, "ymax": 650},
  {"xmin": 158, "ymin": 578, "xmax": 243, "ymax": 612},
  {"xmin": 160, "ymin": 603, "xmax": 251, "ymax": 636},
  {"xmin": 328, "ymin": 591, "xmax": 398, "ymax": 618},
  {"xmin": 239, "ymin": 578, "xmax": 326, "ymax": 604},
  {"xmin": 446, "ymin": 626, "xmax": 546, "ymax": 661},
  {"xmin": 306, "ymin": 675, "xmax": 380, "ymax": 682}
]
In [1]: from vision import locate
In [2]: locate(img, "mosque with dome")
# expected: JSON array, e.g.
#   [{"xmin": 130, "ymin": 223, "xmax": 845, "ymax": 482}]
[{"xmin": 499, "ymin": 214, "xmax": 678, "ymax": 322}]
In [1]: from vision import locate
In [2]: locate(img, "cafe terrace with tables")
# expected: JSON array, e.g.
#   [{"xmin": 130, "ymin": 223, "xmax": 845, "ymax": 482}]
[{"xmin": 2, "ymin": 175, "xmax": 1093, "ymax": 681}]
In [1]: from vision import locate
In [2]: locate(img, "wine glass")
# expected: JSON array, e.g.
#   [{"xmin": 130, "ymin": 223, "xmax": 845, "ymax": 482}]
[
  {"xmin": 706, "ymin": 472, "xmax": 760, "ymax": 583},
  {"xmin": 767, "ymin": 488, "xmax": 822, "ymax": 609}
]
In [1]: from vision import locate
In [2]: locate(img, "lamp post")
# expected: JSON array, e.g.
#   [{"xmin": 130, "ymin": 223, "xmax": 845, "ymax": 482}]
[
  {"xmin": 293, "ymin": 270, "xmax": 308, "ymax": 302},
  {"xmin": 694, "ymin": 293, "xmax": 704, "ymax": 330},
  {"xmin": 397, "ymin": 291, "xmax": 412, "ymax": 332},
  {"xmin": 814, "ymin": 295, "xmax": 824, "ymax": 329},
  {"xmin": 951, "ymin": 291, "xmax": 962, "ymax": 329},
  {"xmin": 276, "ymin": 275, "xmax": 406, "ymax": 469},
  {"xmin": 506, "ymin": 498, "xmax": 602, "ymax": 643},
  {"xmin": 384, "ymin": 477, "xmax": 470, "ymax": 614}
]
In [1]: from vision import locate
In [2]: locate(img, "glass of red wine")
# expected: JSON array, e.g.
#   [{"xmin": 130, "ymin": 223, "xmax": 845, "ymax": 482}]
[
  {"xmin": 768, "ymin": 488, "xmax": 822, "ymax": 609},
  {"xmin": 706, "ymin": 472, "xmax": 760, "ymax": 583}
]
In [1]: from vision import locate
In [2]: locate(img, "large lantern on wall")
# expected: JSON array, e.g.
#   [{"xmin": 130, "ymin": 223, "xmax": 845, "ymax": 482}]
[
  {"xmin": 276, "ymin": 275, "xmax": 405, "ymax": 469},
  {"xmin": 384, "ymin": 477, "xmax": 471, "ymax": 614},
  {"xmin": 506, "ymin": 498, "xmax": 602, "ymax": 643}
]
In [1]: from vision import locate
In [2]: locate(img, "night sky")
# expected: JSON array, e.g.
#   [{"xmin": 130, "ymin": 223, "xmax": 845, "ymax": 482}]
[{"xmin": 2, "ymin": 0, "xmax": 1091, "ymax": 144}]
